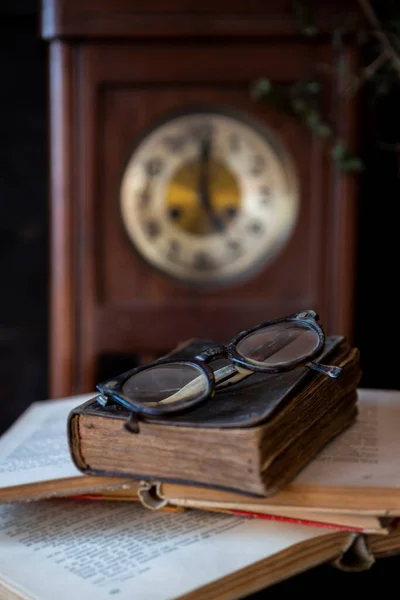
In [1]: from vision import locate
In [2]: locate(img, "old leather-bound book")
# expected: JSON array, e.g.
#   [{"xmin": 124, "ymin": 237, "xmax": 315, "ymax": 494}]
[{"xmin": 67, "ymin": 337, "xmax": 361, "ymax": 497}]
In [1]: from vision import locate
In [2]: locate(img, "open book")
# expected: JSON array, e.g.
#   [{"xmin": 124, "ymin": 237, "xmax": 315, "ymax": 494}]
[
  {"xmin": 1, "ymin": 391, "xmax": 400, "ymax": 599},
  {"xmin": 1, "ymin": 389, "xmax": 400, "ymax": 537},
  {"xmin": 0, "ymin": 498, "xmax": 387, "ymax": 600}
]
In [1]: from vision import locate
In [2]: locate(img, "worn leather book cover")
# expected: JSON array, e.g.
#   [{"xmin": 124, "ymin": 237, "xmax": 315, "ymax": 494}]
[{"xmin": 67, "ymin": 336, "xmax": 361, "ymax": 496}]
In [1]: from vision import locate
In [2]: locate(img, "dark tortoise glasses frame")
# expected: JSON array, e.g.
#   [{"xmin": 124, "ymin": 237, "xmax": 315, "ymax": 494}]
[{"xmin": 95, "ymin": 310, "xmax": 342, "ymax": 419}]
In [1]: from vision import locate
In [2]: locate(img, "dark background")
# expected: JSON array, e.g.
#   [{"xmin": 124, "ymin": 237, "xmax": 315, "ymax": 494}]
[
  {"xmin": 0, "ymin": 0, "xmax": 399, "ymax": 592},
  {"xmin": 0, "ymin": 1, "xmax": 48, "ymax": 434}
]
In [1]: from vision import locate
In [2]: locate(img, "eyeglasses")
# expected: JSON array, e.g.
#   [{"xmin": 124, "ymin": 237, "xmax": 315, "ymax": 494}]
[{"xmin": 95, "ymin": 310, "xmax": 342, "ymax": 419}]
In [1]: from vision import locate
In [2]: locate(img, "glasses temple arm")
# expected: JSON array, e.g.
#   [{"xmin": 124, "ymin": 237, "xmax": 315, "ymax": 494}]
[
  {"xmin": 306, "ymin": 362, "xmax": 343, "ymax": 378},
  {"xmin": 160, "ymin": 358, "xmax": 341, "ymax": 406},
  {"xmin": 214, "ymin": 364, "xmax": 253, "ymax": 388},
  {"xmin": 141, "ymin": 360, "xmax": 340, "ymax": 408}
]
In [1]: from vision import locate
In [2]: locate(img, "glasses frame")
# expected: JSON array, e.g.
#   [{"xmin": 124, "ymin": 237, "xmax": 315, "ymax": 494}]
[{"xmin": 96, "ymin": 310, "xmax": 331, "ymax": 418}]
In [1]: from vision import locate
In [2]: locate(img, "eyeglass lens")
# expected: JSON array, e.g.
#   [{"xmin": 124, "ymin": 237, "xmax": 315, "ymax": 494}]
[
  {"xmin": 235, "ymin": 322, "xmax": 320, "ymax": 367},
  {"xmin": 122, "ymin": 362, "xmax": 208, "ymax": 407}
]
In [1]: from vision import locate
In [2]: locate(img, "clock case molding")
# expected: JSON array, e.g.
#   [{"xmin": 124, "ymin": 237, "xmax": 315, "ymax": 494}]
[{"xmin": 41, "ymin": 0, "xmax": 359, "ymax": 398}]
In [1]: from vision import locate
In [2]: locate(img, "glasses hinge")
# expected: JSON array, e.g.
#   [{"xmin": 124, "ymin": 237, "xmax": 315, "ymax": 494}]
[
  {"xmin": 124, "ymin": 412, "xmax": 140, "ymax": 434},
  {"xmin": 96, "ymin": 393, "xmax": 110, "ymax": 407}
]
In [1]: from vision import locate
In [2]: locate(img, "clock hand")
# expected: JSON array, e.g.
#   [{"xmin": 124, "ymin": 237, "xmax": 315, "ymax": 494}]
[
  {"xmin": 197, "ymin": 129, "xmax": 242, "ymax": 250},
  {"xmin": 198, "ymin": 130, "xmax": 225, "ymax": 233}
]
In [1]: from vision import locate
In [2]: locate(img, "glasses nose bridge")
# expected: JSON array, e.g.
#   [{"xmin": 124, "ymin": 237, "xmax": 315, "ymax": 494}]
[{"xmin": 195, "ymin": 344, "xmax": 228, "ymax": 363}]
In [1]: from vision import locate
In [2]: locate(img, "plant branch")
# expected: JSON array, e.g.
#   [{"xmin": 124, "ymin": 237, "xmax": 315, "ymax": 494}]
[
  {"xmin": 343, "ymin": 50, "xmax": 389, "ymax": 96},
  {"xmin": 357, "ymin": 0, "xmax": 400, "ymax": 77}
]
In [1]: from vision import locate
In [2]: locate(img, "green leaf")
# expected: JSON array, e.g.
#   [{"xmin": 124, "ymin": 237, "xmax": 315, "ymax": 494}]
[
  {"xmin": 304, "ymin": 108, "xmax": 320, "ymax": 124},
  {"xmin": 331, "ymin": 142, "xmax": 363, "ymax": 172},
  {"xmin": 305, "ymin": 80, "xmax": 321, "ymax": 95},
  {"xmin": 292, "ymin": 0, "xmax": 318, "ymax": 37},
  {"xmin": 303, "ymin": 112, "xmax": 333, "ymax": 137},
  {"xmin": 315, "ymin": 122, "xmax": 334, "ymax": 138},
  {"xmin": 302, "ymin": 25, "xmax": 318, "ymax": 37},
  {"xmin": 339, "ymin": 157, "xmax": 364, "ymax": 173},
  {"xmin": 291, "ymin": 98, "xmax": 308, "ymax": 114},
  {"xmin": 331, "ymin": 141, "xmax": 348, "ymax": 161},
  {"xmin": 251, "ymin": 79, "xmax": 272, "ymax": 101}
]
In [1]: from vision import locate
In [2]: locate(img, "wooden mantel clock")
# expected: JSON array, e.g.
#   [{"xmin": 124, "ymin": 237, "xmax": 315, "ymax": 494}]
[{"xmin": 41, "ymin": 0, "xmax": 359, "ymax": 398}]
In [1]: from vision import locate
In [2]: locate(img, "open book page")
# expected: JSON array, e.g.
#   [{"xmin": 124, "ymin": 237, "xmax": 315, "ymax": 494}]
[
  {"xmin": 294, "ymin": 388, "xmax": 400, "ymax": 488},
  {"xmin": 0, "ymin": 500, "xmax": 342, "ymax": 600},
  {"xmin": 0, "ymin": 395, "xmax": 93, "ymax": 488}
]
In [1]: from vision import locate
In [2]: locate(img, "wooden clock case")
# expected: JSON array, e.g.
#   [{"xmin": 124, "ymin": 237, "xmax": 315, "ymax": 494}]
[{"xmin": 41, "ymin": 1, "xmax": 359, "ymax": 398}]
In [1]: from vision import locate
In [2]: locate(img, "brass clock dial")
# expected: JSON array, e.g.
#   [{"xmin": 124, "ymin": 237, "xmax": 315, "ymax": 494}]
[{"xmin": 120, "ymin": 107, "xmax": 299, "ymax": 287}]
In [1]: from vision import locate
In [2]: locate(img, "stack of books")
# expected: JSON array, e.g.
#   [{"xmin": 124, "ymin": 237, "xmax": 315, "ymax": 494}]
[
  {"xmin": 68, "ymin": 334, "xmax": 361, "ymax": 497},
  {"xmin": 1, "ymin": 336, "xmax": 400, "ymax": 600}
]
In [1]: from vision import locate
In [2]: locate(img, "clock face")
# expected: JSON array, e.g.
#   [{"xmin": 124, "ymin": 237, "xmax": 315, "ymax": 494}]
[{"xmin": 119, "ymin": 107, "xmax": 299, "ymax": 287}]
